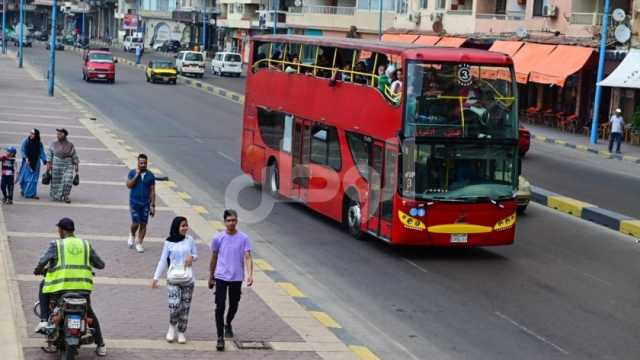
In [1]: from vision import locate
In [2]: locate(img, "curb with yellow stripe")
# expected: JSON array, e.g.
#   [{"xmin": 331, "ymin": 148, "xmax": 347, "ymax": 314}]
[
  {"xmin": 64, "ymin": 44, "xmax": 246, "ymax": 104},
  {"xmin": 531, "ymin": 134, "xmax": 640, "ymax": 165},
  {"xmin": 532, "ymin": 186, "xmax": 640, "ymax": 239}
]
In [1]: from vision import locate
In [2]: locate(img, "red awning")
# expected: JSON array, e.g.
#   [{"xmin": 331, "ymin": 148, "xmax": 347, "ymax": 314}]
[
  {"xmin": 413, "ymin": 35, "xmax": 441, "ymax": 46},
  {"xmin": 381, "ymin": 34, "xmax": 420, "ymax": 43},
  {"xmin": 435, "ymin": 37, "xmax": 467, "ymax": 48},
  {"xmin": 511, "ymin": 43, "xmax": 556, "ymax": 84},
  {"xmin": 528, "ymin": 45, "xmax": 594, "ymax": 87},
  {"xmin": 488, "ymin": 40, "xmax": 524, "ymax": 57}
]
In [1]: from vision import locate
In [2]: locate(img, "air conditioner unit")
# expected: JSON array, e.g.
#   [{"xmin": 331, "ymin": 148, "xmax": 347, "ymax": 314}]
[
  {"xmin": 429, "ymin": 12, "xmax": 443, "ymax": 22},
  {"xmin": 543, "ymin": 4, "xmax": 558, "ymax": 17}
]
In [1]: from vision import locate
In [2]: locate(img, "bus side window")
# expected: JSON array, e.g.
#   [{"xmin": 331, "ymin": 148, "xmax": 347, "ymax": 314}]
[
  {"xmin": 346, "ymin": 132, "xmax": 369, "ymax": 181},
  {"xmin": 310, "ymin": 124, "xmax": 341, "ymax": 171},
  {"xmin": 252, "ymin": 42, "xmax": 270, "ymax": 71},
  {"xmin": 257, "ymin": 107, "xmax": 285, "ymax": 150},
  {"xmin": 301, "ymin": 44, "xmax": 318, "ymax": 75}
]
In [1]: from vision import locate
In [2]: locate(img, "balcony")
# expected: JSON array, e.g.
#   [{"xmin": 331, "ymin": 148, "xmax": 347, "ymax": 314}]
[
  {"xmin": 475, "ymin": 10, "xmax": 525, "ymax": 20},
  {"xmin": 286, "ymin": 5, "xmax": 394, "ymax": 33}
]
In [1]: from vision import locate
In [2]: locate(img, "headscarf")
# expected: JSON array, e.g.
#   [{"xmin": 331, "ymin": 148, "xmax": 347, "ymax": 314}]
[
  {"xmin": 25, "ymin": 129, "xmax": 41, "ymax": 170},
  {"xmin": 166, "ymin": 216, "xmax": 187, "ymax": 243},
  {"xmin": 51, "ymin": 135, "xmax": 75, "ymax": 158}
]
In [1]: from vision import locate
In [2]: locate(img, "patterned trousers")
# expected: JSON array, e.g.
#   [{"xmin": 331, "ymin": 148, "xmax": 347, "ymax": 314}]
[{"xmin": 167, "ymin": 282, "xmax": 194, "ymax": 333}]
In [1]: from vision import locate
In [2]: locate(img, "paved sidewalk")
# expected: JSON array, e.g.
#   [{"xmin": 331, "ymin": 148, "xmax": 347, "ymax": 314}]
[
  {"xmin": 526, "ymin": 123, "xmax": 640, "ymax": 164},
  {"xmin": 0, "ymin": 54, "xmax": 368, "ymax": 359}
]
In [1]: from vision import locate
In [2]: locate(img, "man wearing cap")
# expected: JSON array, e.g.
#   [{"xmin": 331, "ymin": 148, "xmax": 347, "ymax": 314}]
[
  {"xmin": 34, "ymin": 218, "xmax": 107, "ymax": 356},
  {"xmin": 609, "ymin": 108, "xmax": 626, "ymax": 154},
  {"xmin": 1, "ymin": 146, "xmax": 17, "ymax": 204}
]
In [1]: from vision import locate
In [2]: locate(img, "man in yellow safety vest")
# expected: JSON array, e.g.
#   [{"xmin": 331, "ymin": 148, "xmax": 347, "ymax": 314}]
[{"xmin": 34, "ymin": 217, "xmax": 107, "ymax": 357}]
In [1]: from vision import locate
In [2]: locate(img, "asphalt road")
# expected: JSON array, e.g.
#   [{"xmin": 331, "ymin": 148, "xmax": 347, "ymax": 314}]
[{"xmin": 19, "ymin": 44, "xmax": 640, "ymax": 360}]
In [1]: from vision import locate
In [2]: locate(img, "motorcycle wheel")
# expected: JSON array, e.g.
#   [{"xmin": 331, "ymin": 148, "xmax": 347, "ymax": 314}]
[{"xmin": 59, "ymin": 345, "xmax": 75, "ymax": 360}]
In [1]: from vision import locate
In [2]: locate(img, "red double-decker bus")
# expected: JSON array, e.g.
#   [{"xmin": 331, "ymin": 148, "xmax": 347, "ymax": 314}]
[{"xmin": 241, "ymin": 35, "xmax": 519, "ymax": 246}]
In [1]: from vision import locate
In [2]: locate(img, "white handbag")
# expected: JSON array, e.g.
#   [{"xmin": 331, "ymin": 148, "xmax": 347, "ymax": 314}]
[{"xmin": 167, "ymin": 263, "xmax": 193, "ymax": 284}]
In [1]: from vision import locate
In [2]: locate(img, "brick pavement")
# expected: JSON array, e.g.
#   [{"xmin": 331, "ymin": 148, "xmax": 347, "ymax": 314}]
[{"xmin": 0, "ymin": 53, "xmax": 365, "ymax": 359}]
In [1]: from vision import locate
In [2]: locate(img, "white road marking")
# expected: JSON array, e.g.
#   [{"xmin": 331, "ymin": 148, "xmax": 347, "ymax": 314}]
[
  {"xmin": 495, "ymin": 311, "xmax": 569, "ymax": 355},
  {"xmin": 218, "ymin": 151, "xmax": 237, "ymax": 163},
  {"xmin": 403, "ymin": 258, "xmax": 429, "ymax": 273}
]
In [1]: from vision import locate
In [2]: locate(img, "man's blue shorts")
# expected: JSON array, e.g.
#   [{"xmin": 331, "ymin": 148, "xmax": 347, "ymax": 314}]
[{"xmin": 130, "ymin": 202, "xmax": 150, "ymax": 225}]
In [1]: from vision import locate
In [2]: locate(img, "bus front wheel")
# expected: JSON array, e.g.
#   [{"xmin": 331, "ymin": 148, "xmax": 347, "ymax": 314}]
[{"xmin": 345, "ymin": 198, "xmax": 363, "ymax": 240}]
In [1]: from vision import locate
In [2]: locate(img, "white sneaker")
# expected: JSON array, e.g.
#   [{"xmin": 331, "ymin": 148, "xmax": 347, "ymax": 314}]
[
  {"xmin": 127, "ymin": 234, "xmax": 134, "ymax": 248},
  {"xmin": 96, "ymin": 344, "xmax": 107, "ymax": 357},
  {"xmin": 135, "ymin": 243, "xmax": 144, "ymax": 253},
  {"xmin": 177, "ymin": 332, "xmax": 186, "ymax": 344},
  {"xmin": 34, "ymin": 321, "xmax": 48, "ymax": 333},
  {"xmin": 166, "ymin": 325, "xmax": 176, "ymax": 342}
]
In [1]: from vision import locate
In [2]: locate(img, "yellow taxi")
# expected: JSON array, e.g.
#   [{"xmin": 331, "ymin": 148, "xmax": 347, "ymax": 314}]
[{"xmin": 145, "ymin": 60, "xmax": 177, "ymax": 84}]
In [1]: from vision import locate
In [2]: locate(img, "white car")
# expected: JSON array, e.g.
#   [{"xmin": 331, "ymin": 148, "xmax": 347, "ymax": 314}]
[
  {"xmin": 123, "ymin": 36, "xmax": 144, "ymax": 52},
  {"xmin": 176, "ymin": 51, "xmax": 205, "ymax": 78},
  {"xmin": 211, "ymin": 52, "xmax": 243, "ymax": 77}
]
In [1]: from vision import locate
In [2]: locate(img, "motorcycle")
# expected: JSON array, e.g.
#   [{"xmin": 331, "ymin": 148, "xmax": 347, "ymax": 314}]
[{"xmin": 34, "ymin": 274, "xmax": 97, "ymax": 359}]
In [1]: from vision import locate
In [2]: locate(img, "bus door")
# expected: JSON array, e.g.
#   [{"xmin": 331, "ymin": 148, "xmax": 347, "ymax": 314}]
[
  {"xmin": 367, "ymin": 141, "xmax": 384, "ymax": 235},
  {"xmin": 291, "ymin": 118, "xmax": 311, "ymax": 201},
  {"xmin": 367, "ymin": 142, "xmax": 398, "ymax": 241}
]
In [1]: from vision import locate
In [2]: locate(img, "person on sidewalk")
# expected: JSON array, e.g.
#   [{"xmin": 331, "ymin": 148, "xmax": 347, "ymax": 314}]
[
  {"xmin": 126, "ymin": 154, "xmax": 156, "ymax": 253},
  {"xmin": 208, "ymin": 209, "xmax": 254, "ymax": 351},
  {"xmin": 46, "ymin": 128, "xmax": 79, "ymax": 203},
  {"xmin": 609, "ymin": 108, "xmax": 625, "ymax": 154},
  {"xmin": 151, "ymin": 216, "xmax": 198, "ymax": 344},
  {"xmin": 34, "ymin": 218, "xmax": 107, "ymax": 357},
  {"xmin": 0, "ymin": 147, "xmax": 17, "ymax": 204},
  {"xmin": 17, "ymin": 129, "xmax": 47, "ymax": 199}
]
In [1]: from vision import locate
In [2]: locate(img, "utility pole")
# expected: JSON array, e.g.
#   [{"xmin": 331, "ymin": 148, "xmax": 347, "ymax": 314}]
[
  {"xmin": 48, "ymin": 0, "xmax": 57, "ymax": 96},
  {"xmin": 2, "ymin": 0, "xmax": 7, "ymax": 55},
  {"xmin": 378, "ymin": 0, "xmax": 383, "ymax": 39},
  {"xmin": 589, "ymin": 0, "xmax": 611, "ymax": 144},
  {"xmin": 272, "ymin": 0, "xmax": 278, "ymax": 35},
  {"xmin": 18, "ymin": 0, "xmax": 24, "ymax": 67},
  {"xmin": 201, "ymin": 4, "xmax": 206, "ymax": 51}
]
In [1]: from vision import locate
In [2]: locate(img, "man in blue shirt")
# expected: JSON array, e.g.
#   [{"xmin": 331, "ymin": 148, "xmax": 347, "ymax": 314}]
[{"xmin": 126, "ymin": 154, "xmax": 156, "ymax": 253}]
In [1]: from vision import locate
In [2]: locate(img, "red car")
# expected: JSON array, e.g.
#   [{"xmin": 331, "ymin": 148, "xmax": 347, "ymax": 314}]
[
  {"xmin": 82, "ymin": 50, "xmax": 117, "ymax": 83},
  {"xmin": 519, "ymin": 126, "xmax": 530, "ymax": 157}
]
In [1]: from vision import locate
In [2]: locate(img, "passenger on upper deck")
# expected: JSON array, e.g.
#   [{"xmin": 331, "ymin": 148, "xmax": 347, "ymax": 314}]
[
  {"xmin": 375, "ymin": 65, "xmax": 391, "ymax": 93},
  {"xmin": 390, "ymin": 68, "xmax": 403, "ymax": 95},
  {"xmin": 316, "ymin": 52, "xmax": 332, "ymax": 78},
  {"xmin": 285, "ymin": 55, "xmax": 300, "ymax": 73},
  {"xmin": 353, "ymin": 62, "xmax": 368, "ymax": 85}
]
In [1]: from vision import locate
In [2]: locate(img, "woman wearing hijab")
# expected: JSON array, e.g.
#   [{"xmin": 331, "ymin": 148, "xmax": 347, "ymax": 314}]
[
  {"xmin": 151, "ymin": 216, "xmax": 198, "ymax": 344},
  {"xmin": 17, "ymin": 129, "xmax": 47, "ymax": 199},
  {"xmin": 46, "ymin": 128, "xmax": 79, "ymax": 203}
]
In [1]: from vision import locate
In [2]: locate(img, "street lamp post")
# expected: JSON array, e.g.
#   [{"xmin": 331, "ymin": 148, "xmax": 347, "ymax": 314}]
[
  {"xmin": 18, "ymin": 0, "xmax": 24, "ymax": 67},
  {"xmin": 2, "ymin": 0, "xmax": 7, "ymax": 55},
  {"xmin": 201, "ymin": 6, "xmax": 206, "ymax": 51},
  {"xmin": 48, "ymin": 0, "xmax": 58, "ymax": 96},
  {"xmin": 589, "ymin": 0, "xmax": 611, "ymax": 144}
]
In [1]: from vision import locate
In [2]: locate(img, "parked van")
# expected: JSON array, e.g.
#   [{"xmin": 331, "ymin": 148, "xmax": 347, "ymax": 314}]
[
  {"xmin": 123, "ymin": 35, "xmax": 144, "ymax": 52},
  {"xmin": 175, "ymin": 51, "xmax": 205, "ymax": 78},
  {"xmin": 211, "ymin": 52, "xmax": 243, "ymax": 77}
]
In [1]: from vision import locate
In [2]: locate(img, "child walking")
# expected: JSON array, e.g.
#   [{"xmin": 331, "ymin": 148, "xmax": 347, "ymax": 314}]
[
  {"xmin": 1, "ymin": 147, "xmax": 17, "ymax": 204},
  {"xmin": 151, "ymin": 216, "xmax": 198, "ymax": 344}
]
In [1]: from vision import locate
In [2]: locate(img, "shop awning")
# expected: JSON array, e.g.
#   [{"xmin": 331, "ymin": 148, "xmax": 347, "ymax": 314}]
[
  {"xmin": 529, "ymin": 45, "xmax": 593, "ymax": 87},
  {"xmin": 511, "ymin": 43, "xmax": 556, "ymax": 84},
  {"xmin": 488, "ymin": 40, "xmax": 524, "ymax": 57},
  {"xmin": 414, "ymin": 35, "xmax": 441, "ymax": 46},
  {"xmin": 381, "ymin": 34, "xmax": 420, "ymax": 43},
  {"xmin": 598, "ymin": 49, "xmax": 640, "ymax": 89},
  {"xmin": 435, "ymin": 37, "xmax": 467, "ymax": 48}
]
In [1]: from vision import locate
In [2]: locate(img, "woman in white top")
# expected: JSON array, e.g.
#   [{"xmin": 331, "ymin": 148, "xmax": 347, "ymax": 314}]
[
  {"xmin": 151, "ymin": 216, "xmax": 198, "ymax": 344},
  {"xmin": 390, "ymin": 68, "xmax": 403, "ymax": 95}
]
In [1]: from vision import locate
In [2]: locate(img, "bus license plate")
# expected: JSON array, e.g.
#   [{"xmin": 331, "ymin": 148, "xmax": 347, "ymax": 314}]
[
  {"xmin": 451, "ymin": 234, "xmax": 468, "ymax": 243},
  {"xmin": 98, "ymin": 74, "xmax": 106, "ymax": 78},
  {"xmin": 67, "ymin": 315, "xmax": 81, "ymax": 329}
]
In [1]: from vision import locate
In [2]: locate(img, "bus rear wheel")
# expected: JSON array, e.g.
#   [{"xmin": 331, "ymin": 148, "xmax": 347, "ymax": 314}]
[
  {"xmin": 344, "ymin": 198, "xmax": 363, "ymax": 240},
  {"xmin": 266, "ymin": 162, "xmax": 279, "ymax": 196}
]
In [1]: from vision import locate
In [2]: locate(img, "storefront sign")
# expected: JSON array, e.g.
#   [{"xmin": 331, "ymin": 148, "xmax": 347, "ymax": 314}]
[
  {"xmin": 172, "ymin": 11, "xmax": 195, "ymax": 23},
  {"xmin": 123, "ymin": 14, "xmax": 139, "ymax": 30}
]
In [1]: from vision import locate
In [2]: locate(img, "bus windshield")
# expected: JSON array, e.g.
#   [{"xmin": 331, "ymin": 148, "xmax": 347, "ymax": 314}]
[
  {"xmin": 401, "ymin": 142, "xmax": 517, "ymax": 201},
  {"xmin": 404, "ymin": 62, "xmax": 517, "ymax": 139}
]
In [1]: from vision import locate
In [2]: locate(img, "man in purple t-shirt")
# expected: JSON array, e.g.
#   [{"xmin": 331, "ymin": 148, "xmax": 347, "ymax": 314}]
[{"xmin": 208, "ymin": 209, "xmax": 253, "ymax": 351}]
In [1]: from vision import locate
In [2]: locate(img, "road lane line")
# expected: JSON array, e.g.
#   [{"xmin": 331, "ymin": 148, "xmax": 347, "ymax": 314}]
[
  {"xmin": 217, "ymin": 151, "xmax": 237, "ymax": 163},
  {"xmin": 495, "ymin": 311, "xmax": 569, "ymax": 355},
  {"xmin": 403, "ymin": 258, "xmax": 429, "ymax": 273}
]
